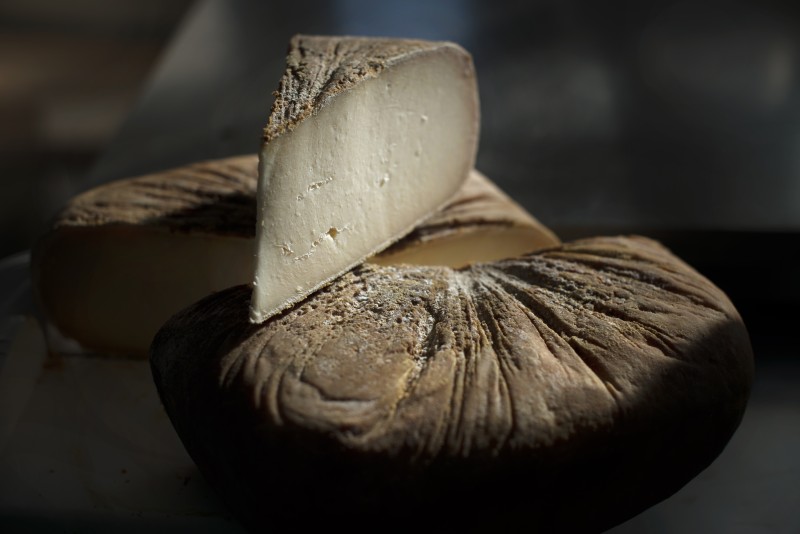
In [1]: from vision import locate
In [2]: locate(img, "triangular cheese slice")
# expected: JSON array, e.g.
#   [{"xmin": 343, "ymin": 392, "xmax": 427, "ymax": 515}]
[{"xmin": 250, "ymin": 35, "xmax": 480, "ymax": 322}]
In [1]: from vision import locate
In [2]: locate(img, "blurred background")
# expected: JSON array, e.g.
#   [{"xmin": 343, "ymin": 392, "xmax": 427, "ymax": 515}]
[
  {"xmin": 0, "ymin": 0, "xmax": 192, "ymax": 258},
  {"xmin": 1, "ymin": 0, "xmax": 798, "ymax": 531}
]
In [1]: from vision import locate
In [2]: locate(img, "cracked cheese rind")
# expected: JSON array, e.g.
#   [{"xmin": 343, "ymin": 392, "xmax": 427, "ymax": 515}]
[{"xmin": 250, "ymin": 35, "xmax": 480, "ymax": 323}]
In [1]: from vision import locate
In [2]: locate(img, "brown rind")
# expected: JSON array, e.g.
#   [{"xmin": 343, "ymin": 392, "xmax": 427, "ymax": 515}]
[
  {"xmin": 51, "ymin": 155, "xmax": 258, "ymax": 236},
  {"xmin": 264, "ymin": 35, "xmax": 471, "ymax": 143},
  {"xmin": 150, "ymin": 235, "xmax": 754, "ymax": 532}
]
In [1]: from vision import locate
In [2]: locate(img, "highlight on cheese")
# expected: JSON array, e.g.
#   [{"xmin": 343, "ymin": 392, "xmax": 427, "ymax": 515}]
[{"xmin": 249, "ymin": 35, "xmax": 481, "ymax": 323}]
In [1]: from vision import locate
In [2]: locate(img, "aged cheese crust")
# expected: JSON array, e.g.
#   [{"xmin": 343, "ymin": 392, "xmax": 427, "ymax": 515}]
[
  {"xmin": 31, "ymin": 157, "xmax": 554, "ymax": 357},
  {"xmin": 150, "ymin": 235, "xmax": 754, "ymax": 532},
  {"xmin": 264, "ymin": 35, "xmax": 454, "ymax": 144}
]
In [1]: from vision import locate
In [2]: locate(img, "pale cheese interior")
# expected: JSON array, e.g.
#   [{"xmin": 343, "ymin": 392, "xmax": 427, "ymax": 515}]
[
  {"xmin": 35, "ymin": 228, "xmax": 253, "ymax": 356},
  {"xmin": 250, "ymin": 49, "xmax": 478, "ymax": 322},
  {"xmin": 371, "ymin": 227, "xmax": 558, "ymax": 268}
]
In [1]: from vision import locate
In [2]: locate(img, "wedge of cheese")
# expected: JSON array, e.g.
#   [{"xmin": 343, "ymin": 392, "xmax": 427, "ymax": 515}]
[
  {"xmin": 32, "ymin": 157, "xmax": 558, "ymax": 358},
  {"xmin": 250, "ymin": 35, "xmax": 481, "ymax": 322}
]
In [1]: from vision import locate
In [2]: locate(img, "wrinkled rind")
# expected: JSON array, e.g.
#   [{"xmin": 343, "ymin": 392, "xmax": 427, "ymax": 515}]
[
  {"xmin": 52, "ymin": 155, "xmax": 259, "ymax": 236},
  {"xmin": 264, "ymin": 35, "xmax": 462, "ymax": 143},
  {"xmin": 151, "ymin": 236, "xmax": 754, "ymax": 531}
]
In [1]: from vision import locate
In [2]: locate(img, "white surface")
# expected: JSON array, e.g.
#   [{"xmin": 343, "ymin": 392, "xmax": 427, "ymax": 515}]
[
  {"xmin": 252, "ymin": 45, "xmax": 477, "ymax": 321},
  {"xmin": 0, "ymin": 254, "xmax": 243, "ymax": 531}
]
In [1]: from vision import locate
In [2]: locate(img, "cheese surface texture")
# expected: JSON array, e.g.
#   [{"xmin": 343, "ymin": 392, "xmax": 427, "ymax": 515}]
[{"xmin": 250, "ymin": 35, "xmax": 480, "ymax": 322}]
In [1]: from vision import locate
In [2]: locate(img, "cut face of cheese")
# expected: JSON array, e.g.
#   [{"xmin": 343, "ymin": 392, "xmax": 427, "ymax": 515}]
[{"xmin": 250, "ymin": 36, "xmax": 480, "ymax": 323}]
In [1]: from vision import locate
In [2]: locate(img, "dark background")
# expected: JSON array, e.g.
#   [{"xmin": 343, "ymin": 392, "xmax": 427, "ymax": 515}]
[
  {"xmin": 1, "ymin": 0, "xmax": 798, "ymax": 531},
  {"xmin": 0, "ymin": 0, "xmax": 192, "ymax": 258}
]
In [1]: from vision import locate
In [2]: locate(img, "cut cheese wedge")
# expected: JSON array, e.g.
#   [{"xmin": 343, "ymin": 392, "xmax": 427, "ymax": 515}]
[
  {"xmin": 250, "ymin": 35, "xmax": 481, "ymax": 323},
  {"xmin": 32, "ymin": 157, "xmax": 558, "ymax": 358}
]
